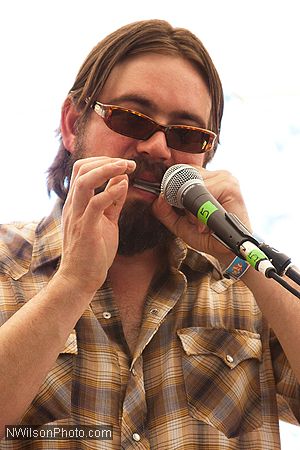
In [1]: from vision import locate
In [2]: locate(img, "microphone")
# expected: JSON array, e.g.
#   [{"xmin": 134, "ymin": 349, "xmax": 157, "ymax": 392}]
[{"xmin": 161, "ymin": 164, "xmax": 275, "ymax": 276}]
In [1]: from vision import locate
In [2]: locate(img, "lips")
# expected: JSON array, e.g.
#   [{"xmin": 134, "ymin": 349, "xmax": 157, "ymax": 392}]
[{"xmin": 127, "ymin": 157, "xmax": 167, "ymax": 196}]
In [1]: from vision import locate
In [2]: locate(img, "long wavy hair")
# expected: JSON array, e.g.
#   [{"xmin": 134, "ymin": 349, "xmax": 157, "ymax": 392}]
[{"xmin": 47, "ymin": 19, "xmax": 224, "ymax": 201}]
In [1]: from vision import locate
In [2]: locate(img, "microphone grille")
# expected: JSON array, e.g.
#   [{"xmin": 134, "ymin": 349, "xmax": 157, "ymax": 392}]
[{"xmin": 161, "ymin": 164, "xmax": 203, "ymax": 208}]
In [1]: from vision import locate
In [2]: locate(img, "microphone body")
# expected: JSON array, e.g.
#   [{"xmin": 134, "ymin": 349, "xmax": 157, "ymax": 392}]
[
  {"xmin": 161, "ymin": 164, "xmax": 275, "ymax": 276},
  {"xmin": 178, "ymin": 180, "xmax": 253, "ymax": 254},
  {"xmin": 161, "ymin": 164, "xmax": 254, "ymax": 254}
]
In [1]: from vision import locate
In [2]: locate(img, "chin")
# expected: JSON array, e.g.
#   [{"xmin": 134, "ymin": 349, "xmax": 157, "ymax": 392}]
[{"xmin": 117, "ymin": 199, "xmax": 173, "ymax": 256}]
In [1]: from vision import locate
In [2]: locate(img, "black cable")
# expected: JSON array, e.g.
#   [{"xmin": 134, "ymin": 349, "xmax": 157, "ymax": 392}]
[{"xmin": 267, "ymin": 271, "xmax": 300, "ymax": 299}]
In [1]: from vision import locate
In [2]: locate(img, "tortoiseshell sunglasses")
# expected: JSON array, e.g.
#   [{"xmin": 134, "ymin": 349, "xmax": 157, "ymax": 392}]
[{"xmin": 90, "ymin": 101, "xmax": 216, "ymax": 154}]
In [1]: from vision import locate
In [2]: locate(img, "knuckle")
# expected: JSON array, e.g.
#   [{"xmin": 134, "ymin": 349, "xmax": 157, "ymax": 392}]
[
  {"xmin": 73, "ymin": 159, "xmax": 83, "ymax": 172},
  {"xmin": 219, "ymin": 169, "xmax": 233, "ymax": 179},
  {"xmin": 75, "ymin": 176, "xmax": 85, "ymax": 190},
  {"xmin": 219, "ymin": 170, "xmax": 240, "ymax": 188},
  {"xmin": 88, "ymin": 194, "xmax": 103, "ymax": 211},
  {"xmin": 229, "ymin": 175, "xmax": 240, "ymax": 190},
  {"xmin": 76, "ymin": 164, "xmax": 89, "ymax": 178}
]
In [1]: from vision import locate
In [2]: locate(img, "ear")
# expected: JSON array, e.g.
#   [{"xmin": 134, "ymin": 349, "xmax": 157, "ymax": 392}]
[{"xmin": 60, "ymin": 97, "xmax": 81, "ymax": 153}]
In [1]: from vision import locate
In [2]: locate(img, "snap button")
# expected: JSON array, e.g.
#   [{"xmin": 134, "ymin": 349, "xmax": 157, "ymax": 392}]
[
  {"xmin": 132, "ymin": 432, "xmax": 141, "ymax": 442},
  {"xmin": 226, "ymin": 354, "xmax": 234, "ymax": 363},
  {"xmin": 102, "ymin": 311, "xmax": 111, "ymax": 319},
  {"xmin": 150, "ymin": 308, "xmax": 159, "ymax": 316}
]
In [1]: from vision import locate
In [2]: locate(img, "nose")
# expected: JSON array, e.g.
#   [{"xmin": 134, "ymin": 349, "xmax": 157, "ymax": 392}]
[{"xmin": 135, "ymin": 131, "xmax": 172, "ymax": 161}]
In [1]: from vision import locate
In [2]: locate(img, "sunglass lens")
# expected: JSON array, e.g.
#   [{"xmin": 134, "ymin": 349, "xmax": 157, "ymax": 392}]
[
  {"xmin": 167, "ymin": 128, "xmax": 210, "ymax": 153},
  {"xmin": 108, "ymin": 109, "xmax": 156, "ymax": 140}
]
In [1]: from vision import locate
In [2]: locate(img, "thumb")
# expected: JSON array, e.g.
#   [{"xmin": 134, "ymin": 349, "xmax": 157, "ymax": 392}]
[
  {"xmin": 152, "ymin": 194, "xmax": 180, "ymax": 231},
  {"xmin": 153, "ymin": 194, "xmax": 209, "ymax": 240},
  {"xmin": 152, "ymin": 194, "xmax": 198, "ymax": 235}
]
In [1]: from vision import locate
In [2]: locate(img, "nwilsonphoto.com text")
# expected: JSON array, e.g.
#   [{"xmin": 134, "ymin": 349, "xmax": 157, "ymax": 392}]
[{"xmin": 5, "ymin": 425, "xmax": 113, "ymax": 440}]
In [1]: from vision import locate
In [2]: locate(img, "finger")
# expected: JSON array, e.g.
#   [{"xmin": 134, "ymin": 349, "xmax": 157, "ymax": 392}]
[
  {"xmin": 68, "ymin": 157, "xmax": 109, "ymax": 193},
  {"xmin": 84, "ymin": 176, "xmax": 128, "ymax": 226},
  {"xmin": 72, "ymin": 157, "xmax": 136, "ymax": 180},
  {"xmin": 152, "ymin": 195, "xmax": 187, "ymax": 235},
  {"xmin": 104, "ymin": 175, "xmax": 129, "ymax": 222},
  {"xmin": 198, "ymin": 168, "xmax": 240, "ymax": 204},
  {"xmin": 68, "ymin": 157, "xmax": 135, "ymax": 202},
  {"xmin": 71, "ymin": 160, "xmax": 135, "ymax": 217},
  {"xmin": 66, "ymin": 157, "xmax": 110, "ymax": 207},
  {"xmin": 154, "ymin": 194, "xmax": 208, "ymax": 236}
]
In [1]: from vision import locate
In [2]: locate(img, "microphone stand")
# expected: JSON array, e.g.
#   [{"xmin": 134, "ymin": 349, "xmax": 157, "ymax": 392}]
[
  {"xmin": 258, "ymin": 243, "xmax": 300, "ymax": 287},
  {"xmin": 239, "ymin": 241, "xmax": 300, "ymax": 300},
  {"xmin": 255, "ymin": 243, "xmax": 300, "ymax": 299},
  {"xmin": 266, "ymin": 271, "xmax": 300, "ymax": 299}
]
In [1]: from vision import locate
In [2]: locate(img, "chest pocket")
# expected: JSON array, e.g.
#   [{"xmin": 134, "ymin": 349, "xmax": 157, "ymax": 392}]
[{"xmin": 177, "ymin": 327, "xmax": 262, "ymax": 438}]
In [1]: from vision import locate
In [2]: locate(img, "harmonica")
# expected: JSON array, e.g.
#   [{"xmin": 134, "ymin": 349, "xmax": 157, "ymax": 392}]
[{"xmin": 132, "ymin": 179, "xmax": 161, "ymax": 196}]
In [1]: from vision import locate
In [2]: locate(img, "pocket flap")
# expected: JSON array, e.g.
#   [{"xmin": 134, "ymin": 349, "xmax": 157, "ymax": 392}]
[
  {"xmin": 60, "ymin": 329, "xmax": 78, "ymax": 355},
  {"xmin": 177, "ymin": 327, "xmax": 261, "ymax": 368}
]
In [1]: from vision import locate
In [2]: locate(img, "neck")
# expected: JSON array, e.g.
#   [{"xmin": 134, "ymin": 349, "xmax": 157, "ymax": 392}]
[
  {"xmin": 108, "ymin": 248, "xmax": 167, "ymax": 354},
  {"xmin": 109, "ymin": 246, "xmax": 166, "ymax": 281}
]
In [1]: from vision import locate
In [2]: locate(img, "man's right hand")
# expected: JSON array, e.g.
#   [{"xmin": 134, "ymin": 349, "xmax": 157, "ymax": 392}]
[
  {"xmin": 0, "ymin": 156, "xmax": 138, "ymax": 432},
  {"xmin": 56, "ymin": 157, "xmax": 136, "ymax": 296}
]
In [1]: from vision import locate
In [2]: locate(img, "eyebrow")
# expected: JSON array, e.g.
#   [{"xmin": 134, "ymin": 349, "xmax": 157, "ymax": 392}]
[{"xmin": 105, "ymin": 93, "xmax": 208, "ymax": 128}]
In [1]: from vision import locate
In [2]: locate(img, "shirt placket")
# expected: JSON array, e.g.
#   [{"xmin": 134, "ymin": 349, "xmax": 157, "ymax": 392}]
[{"xmin": 120, "ymin": 269, "xmax": 187, "ymax": 449}]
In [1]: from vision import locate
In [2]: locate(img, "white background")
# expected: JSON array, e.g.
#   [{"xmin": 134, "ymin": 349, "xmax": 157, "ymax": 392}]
[{"xmin": 1, "ymin": 1, "xmax": 300, "ymax": 447}]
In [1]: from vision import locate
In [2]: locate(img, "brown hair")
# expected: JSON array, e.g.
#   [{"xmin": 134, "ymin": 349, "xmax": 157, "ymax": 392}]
[{"xmin": 47, "ymin": 19, "xmax": 224, "ymax": 200}]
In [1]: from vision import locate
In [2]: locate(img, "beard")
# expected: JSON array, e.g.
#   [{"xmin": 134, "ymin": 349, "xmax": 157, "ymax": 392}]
[
  {"xmin": 122, "ymin": 206, "xmax": 171, "ymax": 256},
  {"xmin": 117, "ymin": 197, "xmax": 173, "ymax": 256},
  {"xmin": 117, "ymin": 155, "xmax": 174, "ymax": 256},
  {"xmin": 68, "ymin": 128, "xmax": 174, "ymax": 256}
]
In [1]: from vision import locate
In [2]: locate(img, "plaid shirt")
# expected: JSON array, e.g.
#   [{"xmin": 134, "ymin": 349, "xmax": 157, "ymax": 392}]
[{"xmin": 0, "ymin": 201, "xmax": 299, "ymax": 449}]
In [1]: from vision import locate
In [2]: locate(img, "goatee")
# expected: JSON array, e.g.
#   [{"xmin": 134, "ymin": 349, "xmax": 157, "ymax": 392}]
[{"xmin": 117, "ymin": 198, "xmax": 173, "ymax": 256}]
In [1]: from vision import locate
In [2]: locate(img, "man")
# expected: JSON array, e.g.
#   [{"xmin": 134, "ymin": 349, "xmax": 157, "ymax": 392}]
[{"xmin": 0, "ymin": 19, "xmax": 299, "ymax": 449}]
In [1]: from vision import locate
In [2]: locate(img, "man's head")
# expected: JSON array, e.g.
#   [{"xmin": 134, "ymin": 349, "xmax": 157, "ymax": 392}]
[
  {"xmin": 47, "ymin": 19, "xmax": 224, "ymax": 255},
  {"xmin": 47, "ymin": 19, "xmax": 223, "ymax": 200}
]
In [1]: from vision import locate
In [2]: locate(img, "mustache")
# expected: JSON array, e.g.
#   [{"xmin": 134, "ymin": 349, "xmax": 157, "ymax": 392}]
[{"xmin": 128, "ymin": 156, "xmax": 167, "ymax": 184}]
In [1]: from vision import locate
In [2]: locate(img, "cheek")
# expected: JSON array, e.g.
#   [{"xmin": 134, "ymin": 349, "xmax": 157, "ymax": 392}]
[{"xmin": 83, "ymin": 120, "xmax": 134, "ymax": 158}]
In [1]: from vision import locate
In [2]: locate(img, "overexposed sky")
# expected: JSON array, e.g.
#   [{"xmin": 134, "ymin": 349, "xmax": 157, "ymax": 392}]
[{"xmin": 1, "ymin": 0, "xmax": 300, "ymax": 446}]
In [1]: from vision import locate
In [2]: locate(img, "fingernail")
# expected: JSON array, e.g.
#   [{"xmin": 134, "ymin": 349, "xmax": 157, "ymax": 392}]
[{"xmin": 126, "ymin": 160, "xmax": 136, "ymax": 169}]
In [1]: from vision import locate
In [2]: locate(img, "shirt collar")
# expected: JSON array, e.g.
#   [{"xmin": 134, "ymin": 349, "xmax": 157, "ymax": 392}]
[
  {"xmin": 30, "ymin": 199, "xmax": 63, "ymax": 272},
  {"xmin": 167, "ymin": 236, "xmax": 223, "ymax": 280}
]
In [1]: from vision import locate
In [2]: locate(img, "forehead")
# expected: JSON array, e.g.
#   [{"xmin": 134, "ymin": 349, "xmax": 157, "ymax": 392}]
[{"xmin": 100, "ymin": 53, "xmax": 212, "ymax": 125}]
